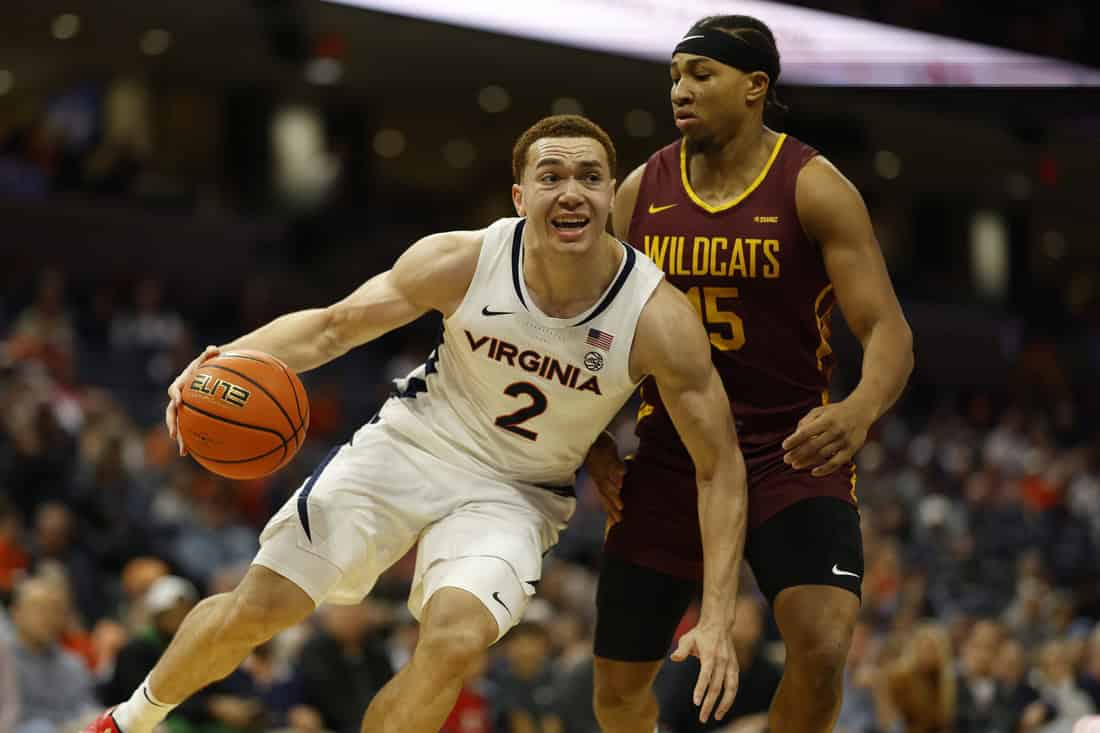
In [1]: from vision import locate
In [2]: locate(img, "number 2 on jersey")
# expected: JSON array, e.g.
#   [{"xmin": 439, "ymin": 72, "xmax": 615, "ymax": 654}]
[
  {"xmin": 494, "ymin": 381, "xmax": 548, "ymax": 440},
  {"xmin": 685, "ymin": 286, "xmax": 745, "ymax": 351}
]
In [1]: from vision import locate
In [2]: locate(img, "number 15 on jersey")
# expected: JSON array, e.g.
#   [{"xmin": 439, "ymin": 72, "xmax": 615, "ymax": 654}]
[{"xmin": 685, "ymin": 286, "xmax": 745, "ymax": 351}]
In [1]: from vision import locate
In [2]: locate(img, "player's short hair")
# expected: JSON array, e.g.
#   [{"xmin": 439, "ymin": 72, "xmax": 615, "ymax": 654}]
[
  {"xmin": 512, "ymin": 115, "xmax": 617, "ymax": 183},
  {"xmin": 692, "ymin": 14, "xmax": 786, "ymax": 111}
]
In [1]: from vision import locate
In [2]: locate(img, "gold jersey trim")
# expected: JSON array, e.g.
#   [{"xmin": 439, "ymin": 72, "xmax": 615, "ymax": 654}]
[
  {"xmin": 679, "ymin": 133, "xmax": 787, "ymax": 214},
  {"xmin": 813, "ymin": 283, "xmax": 835, "ymax": 375}
]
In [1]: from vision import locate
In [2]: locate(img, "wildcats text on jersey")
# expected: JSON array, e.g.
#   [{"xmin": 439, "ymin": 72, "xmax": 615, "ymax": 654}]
[
  {"xmin": 642, "ymin": 234, "xmax": 781, "ymax": 279},
  {"xmin": 464, "ymin": 330, "xmax": 602, "ymax": 395}
]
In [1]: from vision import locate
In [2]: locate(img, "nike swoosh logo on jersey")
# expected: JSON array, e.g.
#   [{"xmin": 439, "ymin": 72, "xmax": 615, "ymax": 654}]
[
  {"xmin": 492, "ymin": 591, "xmax": 511, "ymax": 616},
  {"xmin": 648, "ymin": 203, "xmax": 678, "ymax": 214},
  {"xmin": 481, "ymin": 306, "xmax": 514, "ymax": 317},
  {"xmin": 831, "ymin": 564, "xmax": 860, "ymax": 579}
]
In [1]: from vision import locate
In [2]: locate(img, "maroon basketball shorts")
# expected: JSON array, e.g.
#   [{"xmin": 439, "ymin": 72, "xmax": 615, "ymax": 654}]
[{"xmin": 595, "ymin": 440, "xmax": 862, "ymax": 662}]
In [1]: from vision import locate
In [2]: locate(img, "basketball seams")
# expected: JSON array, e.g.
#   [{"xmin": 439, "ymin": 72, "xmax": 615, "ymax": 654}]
[
  {"xmin": 180, "ymin": 399, "xmax": 289, "ymax": 466},
  {"xmin": 188, "ymin": 422, "xmax": 305, "ymax": 465},
  {"xmin": 203, "ymin": 363, "xmax": 297, "ymax": 440},
  {"xmin": 219, "ymin": 352, "xmax": 307, "ymax": 445},
  {"xmin": 188, "ymin": 441, "xmax": 287, "ymax": 464},
  {"xmin": 180, "ymin": 350, "xmax": 310, "ymax": 479}
]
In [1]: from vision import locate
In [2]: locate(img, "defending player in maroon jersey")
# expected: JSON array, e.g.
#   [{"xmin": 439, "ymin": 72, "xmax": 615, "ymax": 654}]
[
  {"xmin": 627, "ymin": 133, "xmax": 856, "ymax": 531},
  {"xmin": 589, "ymin": 14, "xmax": 914, "ymax": 733}
]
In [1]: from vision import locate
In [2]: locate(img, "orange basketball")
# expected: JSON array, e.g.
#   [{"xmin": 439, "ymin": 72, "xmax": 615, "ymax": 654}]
[{"xmin": 177, "ymin": 350, "xmax": 309, "ymax": 480}]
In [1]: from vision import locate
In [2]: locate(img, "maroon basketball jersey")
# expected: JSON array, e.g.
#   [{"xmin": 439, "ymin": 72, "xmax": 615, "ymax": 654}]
[{"xmin": 630, "ymin": 134, "xmax": 834, "ymax": 461}]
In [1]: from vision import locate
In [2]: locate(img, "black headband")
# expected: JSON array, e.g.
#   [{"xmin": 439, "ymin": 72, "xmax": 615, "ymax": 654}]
[{"xmin": 673, "ymin": 27, "xmax": 778, "ymax": 84}]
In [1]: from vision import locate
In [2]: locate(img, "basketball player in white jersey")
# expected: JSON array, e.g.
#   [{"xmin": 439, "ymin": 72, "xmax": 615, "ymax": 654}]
[{"xmin": 84, "ymin": 115, "xmax": 748, "ymax": 733}]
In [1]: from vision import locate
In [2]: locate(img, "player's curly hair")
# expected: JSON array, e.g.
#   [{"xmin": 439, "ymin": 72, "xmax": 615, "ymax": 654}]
[
  {"xmin": 694, "ymin": 14, "xmax": 787, "ymax": 112},
  {"xmin": 512, "ymin": 115, "xmax": 617, "ymax": 183}
]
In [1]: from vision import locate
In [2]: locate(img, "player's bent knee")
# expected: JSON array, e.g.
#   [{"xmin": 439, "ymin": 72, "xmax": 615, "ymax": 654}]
[
  {"xmin": 789, "ymin": 633, "xmax": 851, "ymax": 689},
  {"xmin": 593, "ymin": 658, "xmax": 659, "ymax": 712},
  {"xmin": 417, "ymin": 588, "xmax": 497, "ymax": 675},
  {"xmin": 416, "ymin": 556, "xmax": 529, "ymax": 643},
  {"xmin": 222, "ymin": 566, "xmax": 314, "ymax": 645}
]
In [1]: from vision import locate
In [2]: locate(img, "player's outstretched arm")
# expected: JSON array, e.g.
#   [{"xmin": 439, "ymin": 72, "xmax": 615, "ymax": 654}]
[
  {"xmin": 782, "ymin": 158, "xmax": 914, "ymax": 476},
  {"xmin": 218, "ymin": 230, "xmax": 481, "ymax": 373},
  {"xmin": 631, "ymin": 281, "xmax": 749, "ymax": 724}
]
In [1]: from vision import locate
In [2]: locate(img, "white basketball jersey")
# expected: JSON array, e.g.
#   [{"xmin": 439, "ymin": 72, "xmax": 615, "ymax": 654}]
[{"xmin": 378, "ymin": 217, "xmax": 664, "ymax": 489}]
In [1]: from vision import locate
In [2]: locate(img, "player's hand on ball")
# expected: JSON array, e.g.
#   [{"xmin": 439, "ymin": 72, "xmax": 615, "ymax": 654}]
[
  {"xmin": 782, "ymin": 398, "xmax": 873, "ymax": 477},
  {"xmin": 166, "ymin": 344, "xmax": 221, "ymax": 455},
  {"xmin": 671, "ymin": 618, "xmax": 740, "ymax": 724},
  {"xmin": 583, "ymin": 432, "xmax": 626, "ymax": 523}
]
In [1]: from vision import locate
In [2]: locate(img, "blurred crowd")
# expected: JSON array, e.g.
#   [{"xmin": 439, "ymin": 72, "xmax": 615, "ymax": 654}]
[{"xmin": 1, "ymin": 264, "xmax": 1099, "ymax": 733}]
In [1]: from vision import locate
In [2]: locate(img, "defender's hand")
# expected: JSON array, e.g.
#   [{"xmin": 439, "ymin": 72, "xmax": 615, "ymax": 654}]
[
  {"xmin": 782, "ymin": 398, "xmax": 873, "ymax": 477},
  {"xmin": 670, "ymin": 619, "xmax": 740, "ymax": 724},
  {"xmin": 584, "ymin": 432, "xmax": 626, "ymax": 523},
  {"xmin": 166, "ymin": 345, "xmax": 221, "ymax": 456}
]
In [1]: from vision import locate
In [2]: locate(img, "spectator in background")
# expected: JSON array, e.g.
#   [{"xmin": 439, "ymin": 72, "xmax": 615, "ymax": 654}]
[
  {"xmin": 2, "ymin": 396, "xmax": 76, "ymax": 522},
  {"xmin": 874, "ymin": 622, "xmax": 956, "ymax": 733},
  {"xmin": 955, "ymin": 619, "xmax": 1007, "ymax": 732},
  {"xmin": 170, "ymin": 481, "xmax": 256, "ymax": 590},
  {"xmin": 1004, "ymin": 576, "xmax": 1063, "ymax": 650},
  {"xmin": 0, "ymin": 636, "xmax": 19, "ymax": 733},
  {"xmin": 1031, "ymin": 639, "xmax": 1094, "ymax": 733},
  {"xmin": 490, "ymin": 621, "xmax": 562, "ymax": 733},
  {"xmin": 9, "ymin": 577, "xmax": 98, "ymax": 733},
  {"xmin": 836, "ymin": 618, "xmax": 880, "ymax": 733},
  {"xmin": 109, "ymin": 279, "xmax": 185, "ymax": 393},
  {"xmin": 552, "ymin": 657, "xmax": 598, "ymax": 733},
  {"xmin": 117, "ymin": 557, "xmax": 171, "ymax": 630},
  {"xmin": 28, "ymin": 502, "xmax": 104, "ymax": 625},
  {"xmin": 0, "ymin": 496, "xmax": 28, "ymax": 595},
  {"xmin": 98, "ymin": 576, "xmax": 198, "ymax": 708},
  {"xmin": 70, "ymin": 424, "xmax": 159, "ymax": 573},
  {"xmin": 230, "ymin": 642, "xmax": 318, "ymax": 733},
  {"xmin": 7, "ymin": 270, "xmax": 75, "ymax": 372},
  {"xmin": 297, "ymin": 602, "xmax": 393, "ymax": 733},
  {"xmin": 991, "ymin": 636, "xmax": 1043, "ymax": 733},
  {"xmin": 657, "ymin": 595, "xmax": 779, "ymax": 733},
  {"xmin": 1080, "ymin": 626, "xmax": 1100, "ymax": 710},
  {"xmin": 441, "ymin": 653, "xmax": 494, "ymax": 733}
]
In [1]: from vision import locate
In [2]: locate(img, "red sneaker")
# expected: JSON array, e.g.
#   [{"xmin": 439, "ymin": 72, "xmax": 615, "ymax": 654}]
[{"xmin": 82, "ymin": 709, "xmax": 122, "ymax": 733}]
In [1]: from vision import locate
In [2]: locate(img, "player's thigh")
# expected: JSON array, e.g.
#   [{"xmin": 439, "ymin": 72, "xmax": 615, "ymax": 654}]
[
  {"xmin": 744, "ymin": 495, "xmax": 863, "ymax": 606},
  {"xmin": 603, "ymin": 455, "xmax": 704, "ymax": 579},
  {"xmin": 254, "ymin": 423, "xmax": 436, "ymax": 605},
  {"xmin": 594, "ymin": 552, "xmax": 698, "ymax": 663},
  {"xmin": 409, "ymin": 488, "xmax": 573, "ymax": 642}
]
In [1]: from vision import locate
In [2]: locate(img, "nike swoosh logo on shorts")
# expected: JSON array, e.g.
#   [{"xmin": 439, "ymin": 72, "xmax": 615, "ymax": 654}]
[
  {"xmin": 648, "ymin": 203, "xmax": 678, "ymax": 214},
  {"xmin": 492, "ymin": 591, "xmax": 511, "ymax": 616},
  {"xmin": 831, "ymin": 564, "xmax": 860, "ymax": 579},
  {"xmin": 482, "ymin": 306, "xmax": 513, "ymax": 317}
]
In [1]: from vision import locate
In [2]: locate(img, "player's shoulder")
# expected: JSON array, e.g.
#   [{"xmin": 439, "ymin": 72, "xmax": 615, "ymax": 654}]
[
  {"xmin": 638, "ymin": 279, "xmax": 695, "ymax": 322},
  {"xmin": 392, "ymin": 227, "xmax": 487, "ymax": 307},
  {"xmin": 409, "ymin": 227, "xmax": 487, "ymax": 267},
  {"xmin": 631, "ymin": 280, "xmax": 709, "ymax": 379},
  {"xmin": 795, "ymin": 154, "xmax": 864, "ymax": 213}
]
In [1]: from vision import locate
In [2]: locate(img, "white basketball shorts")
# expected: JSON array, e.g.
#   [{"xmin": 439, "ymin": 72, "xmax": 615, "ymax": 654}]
[{"xmin": 252, "ymin": 418, "xmax": 575, "ymax": 640}]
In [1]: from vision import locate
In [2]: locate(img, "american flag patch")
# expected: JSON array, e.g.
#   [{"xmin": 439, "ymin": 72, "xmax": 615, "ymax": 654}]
[{"xmin": 586, "ymin": 328, "xmax": 614, "ymax": 351}]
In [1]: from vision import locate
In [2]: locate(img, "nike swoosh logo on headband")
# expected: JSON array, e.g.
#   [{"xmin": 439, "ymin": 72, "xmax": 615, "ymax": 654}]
[{"xmin": 681, "ymin": 35, "xmax": 705, "ymax": 41}]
